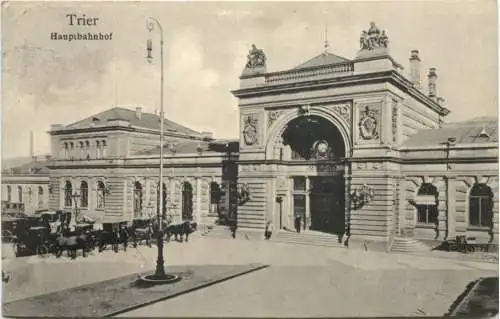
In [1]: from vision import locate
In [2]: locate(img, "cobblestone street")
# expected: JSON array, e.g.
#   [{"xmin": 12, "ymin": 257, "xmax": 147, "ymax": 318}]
[{"xmin": 2, "ymin": 236, "xmax": 497, "ymax": 317}]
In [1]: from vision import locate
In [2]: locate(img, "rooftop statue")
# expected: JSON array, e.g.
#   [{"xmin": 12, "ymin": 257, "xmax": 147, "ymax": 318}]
[
  {"xmin": 245, "ymin": 44, "xmax": 266, "ymax": 69},
  {"xmin": 360, "ymin": 22, "xmax": 389, "ymax": 51}
]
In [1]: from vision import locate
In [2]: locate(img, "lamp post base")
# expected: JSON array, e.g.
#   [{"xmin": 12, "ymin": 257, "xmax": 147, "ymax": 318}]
[{"xmin": 139, "ymin": 273, "xmax": 181, "ymax": 285}]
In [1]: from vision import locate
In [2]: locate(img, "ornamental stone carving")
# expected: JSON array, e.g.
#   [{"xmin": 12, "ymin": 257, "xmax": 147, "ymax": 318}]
[
  {"xmin": 243, "ymin": 113, "xmax": 259, "ymax": 146},
  {"xmin": 332, "ymin": 103, "xmax": 351, "ymax": 125},
  {"xmin": 358, "ymin": 105, "xmax": 380, "ymax": 141},
  {"xmin": 268, "ymin": 110, "xmax": 282, "ymax": 127},
  {"xmin": 360, "ymin": 22, "xmax": 389, "ymax": 51},
  {"xmin": 245, "ymin": 44, "xmax": 266, "ymax": 69},
  {"xmin": 392, "ymin": 101, "xmax": 398, "ymax": 143}
]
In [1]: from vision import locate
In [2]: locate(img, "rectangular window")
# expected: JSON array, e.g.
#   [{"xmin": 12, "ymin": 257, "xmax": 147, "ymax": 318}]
[{"xmin": 293, "ymin": 177, "xmax": 306, "ymax": 192}]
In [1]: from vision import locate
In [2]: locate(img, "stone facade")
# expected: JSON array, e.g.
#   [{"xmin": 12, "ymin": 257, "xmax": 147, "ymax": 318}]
[{"xmin": 1, "ymin": 22, "xmax": 497, "ymax": 249}]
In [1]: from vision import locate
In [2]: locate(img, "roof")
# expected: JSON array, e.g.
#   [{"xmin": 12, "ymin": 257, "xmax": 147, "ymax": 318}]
[
  {"xmin": 136, "ymin": 139, "xmax": 239, "ymax": 156},
  {"xmin": 403, "ymin": 117, "xmax": 499, "ymax": 148},
  {"xmin": 293, "ymin": 52, "xmax": 351, "ymax": 70},
  {"xmin": 64, "ymin": 107, "xmax": 200, "ymax": 135},
  {"xmin": 2, "ymin": 158, "xmax": 51, "ymax": 175}
]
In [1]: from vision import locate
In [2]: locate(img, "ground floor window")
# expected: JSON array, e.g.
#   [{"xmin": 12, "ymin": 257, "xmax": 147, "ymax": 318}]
[
  {"xmin": 469, "ymin": 183, "xmax": 493, "ymax": 227},
  {"xmin": 415, "ymin": 183, "xmax": 439, "ymax": 225}
]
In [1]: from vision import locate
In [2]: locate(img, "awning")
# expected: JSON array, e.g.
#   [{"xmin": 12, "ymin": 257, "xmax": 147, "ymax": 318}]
[{"xmin": 414, "ymin": 195, "xmax": 437, "ymax": 205}]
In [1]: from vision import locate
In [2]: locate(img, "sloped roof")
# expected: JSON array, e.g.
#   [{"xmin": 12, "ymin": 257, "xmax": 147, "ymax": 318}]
[
  {"xmin": 293, "ymin": 52, "xmax": 351, "ymax": 70},
  {"xmin": 136, "ymin": 139, "xmax": 239, "ymax": 156},
  {"xmin": 403, "ymin": 117, "xmax": 498, "ymax": 148},
  {"xmin": 65, "ymin": 107, "xmax": 200, "ymax": 135},
  {"xmin": 2, "ymin": 158, "xmax": 50, "ymax": 175}
]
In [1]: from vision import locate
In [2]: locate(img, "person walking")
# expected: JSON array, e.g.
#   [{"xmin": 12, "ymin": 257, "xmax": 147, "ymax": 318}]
[
  {"xmin": 294, "ymin": 215, "xmax": 301, "ymax": 233},
  {"xmin": 264, "ymin": 221, "xmax": 273, "ymax": 240}
]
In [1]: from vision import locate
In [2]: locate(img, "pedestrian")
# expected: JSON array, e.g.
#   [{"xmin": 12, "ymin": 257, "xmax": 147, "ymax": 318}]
[
  {"xmin": 264, "ymin": 221, "xmax": 273, "ymax": 240},
  {"xmin": 294, "ymin": 215, "xmax": 301, "ymax": 233}
]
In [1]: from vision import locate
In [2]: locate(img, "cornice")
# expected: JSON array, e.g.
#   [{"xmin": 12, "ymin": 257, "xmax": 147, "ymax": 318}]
[{"xmin": 232, "ymin": 70, "xmax": 449, "ymax": 117}]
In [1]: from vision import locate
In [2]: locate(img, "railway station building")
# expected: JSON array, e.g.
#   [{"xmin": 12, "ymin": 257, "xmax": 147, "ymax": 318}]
[{"xmin": 2, "ymin": 22, "xmax": 498, "ymax": 249}]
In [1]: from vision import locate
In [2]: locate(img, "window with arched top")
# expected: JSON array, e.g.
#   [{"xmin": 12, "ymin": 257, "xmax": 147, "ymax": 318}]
[
  {"xmin": 416, "ymin": 183, "xmax": 439, "ymax": 224},
  {"xmin": 97, "ymin": 181, "xmax": 106, "ymax": 209},
  {"xmin": 38, "ymin": 186, "xmax": 44, "ymax": 208},
  {"xmin": 64, "ymin": 181, "xmax": 72, "ymax": 207},
  {"xmin": 96, "ymin": 141, "xmax": 101, "ymax": 159},
  {"xmin": 79, "ymin": 141, "xmax": 84, "ymax": 159},
  {"xmin": 102, "ymin": 140, "xmax": 107, "ymax": 158},
  {"xmin": 18, "ymin": 186, "xmax": 23, "ymax": 203},
  {"xmin": 182, "ymin": 182, "xmax": 193, "ymax": 221},
  {"xmin": 64, "ymin": 142, "xmax": 69, "ymax": 159},
  {"xmin": 134, "ymin": 182, "xmax": 143, "ymax": 216},
  {"xmin": 70, "ymin": 142, "xmax": 75, "ymax": 159},
  {"xmin": 85, "ymin": 141, "xmax": 90, "ymax": 160},
  {"xmin": 469, "ymin": 183, "xmax": 493, "ymax": 228},
  {"xmin": 80, "ymin": 181, "xmax": 89, "ymax": 208},
  {"xmin": 27, "ymin": 187, "xmax": 32, "ymax": 204},
  {"xmin": 7, "ymin": 185, "xmax": 11, "ymax": 202}
]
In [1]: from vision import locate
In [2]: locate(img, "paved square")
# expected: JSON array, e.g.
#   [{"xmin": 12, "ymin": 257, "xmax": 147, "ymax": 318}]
[{"xmin": 2, "ymin": 237, "xmax": 498, "ymax": 317}]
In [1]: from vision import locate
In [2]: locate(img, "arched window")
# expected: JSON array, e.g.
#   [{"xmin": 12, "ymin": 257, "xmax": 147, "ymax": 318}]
[
  {"xmin": 102, "ymin": 140, "xmax": 107, "ymax": 158},
  {"xmin": 27, "ymin": 187, "xmax": 32, "ymax": 204},
  {"xmin": 64, "ymin": 142, "xmax": 69, "ymax": 159},
  {"xmin": 80, "ymin": 181, "xmax": 88, "ymax": 208},
  {"xmin": 469, "ymin": 183, "xmax": 494, "ymax": 227},
  {"xmin": 156, "ymin": 182, "xmax": 167, "ymax": 217},
  {"xmin": 134, "ymin": 182, "xmax": 143, "ymax": 216},
  {"xmin": 182, "ymin": 182, "xmax": 193, "ymax": 221},
  {"xmin": 18, "ymin": 186, "xmax": 23, "ymax": 203},
  {"xmin": 70, "ymin": 142, "xmax": 74, "ymax": 159},
  {"xmin": 97, "ymin": 181, "xmax": 106, "ymax": 209},
  {"xmin": 64, "ymin": 181, "xmax": 72, "ymax": 207},
  {"xmin": 38, "ymin": 186, "xmax": 44, "ymax": 208},
  {"xmin": 85, "ymin": 141, "xmax": 90, "ymax": 160},
  {"xmin": 79, "ymin": 141, "xmax": 84, "ymax": 159},
  {"xmin": 96, "ymin": 141, "xmax": 101, "ymax": 159},
  {"xmin": 209, "ymin": 182, "xmax": 221, "ymax": 215},
  {"xmin": 7, "ymin": 185, "xmax": 11, "ymax": 202},
  {"xmin": 416, "ymin": 183, "xmax": 438, "ymax": 224}
]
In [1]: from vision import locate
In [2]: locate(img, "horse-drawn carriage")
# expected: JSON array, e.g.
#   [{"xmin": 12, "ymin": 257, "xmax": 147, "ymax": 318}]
[
  {"xmin": 11, "ymin": 215, "xmax": 52, "ymax": 256},
  {"xmin": 96, "ymin": 221, "xmax": 130, "ymax": 253},
  {"xmin": 131, "ymin": 216, "xmax": 153, "ymax": 248}
]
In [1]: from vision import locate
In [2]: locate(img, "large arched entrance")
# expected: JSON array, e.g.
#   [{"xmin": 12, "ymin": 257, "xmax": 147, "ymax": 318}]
[
  {"xmin": 279, "ymin": 115, "xmax": 346, "ymax": 235},
  {"xmin": 182, "ymin": 182, "xmax": 193, "ymax": 221}
]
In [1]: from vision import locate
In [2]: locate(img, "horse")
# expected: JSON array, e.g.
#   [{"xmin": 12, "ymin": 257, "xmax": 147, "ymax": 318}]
[
  {"xmin": 54, "ymin": 230, "xmax": 95, "ymax": 259},
  {"xmin": 165, "ymin": 221, "xmax": 197, "ymax": 243}
]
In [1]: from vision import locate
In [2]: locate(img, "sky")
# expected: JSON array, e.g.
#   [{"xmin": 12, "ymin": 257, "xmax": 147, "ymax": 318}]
[{"xmin": 1, "ymin": 0, "xmax": 498, "ymax": 158}]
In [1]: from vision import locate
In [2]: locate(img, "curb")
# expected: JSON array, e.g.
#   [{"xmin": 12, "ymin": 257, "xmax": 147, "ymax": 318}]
[{"xmin": 103, "ymin": 264, "xmax": 270, "ymax": 317}]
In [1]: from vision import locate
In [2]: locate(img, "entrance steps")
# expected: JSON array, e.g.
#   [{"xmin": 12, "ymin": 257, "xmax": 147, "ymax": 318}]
[
  {"xmin": 200, "ymin": 225, "xmax": 234, "ymax": 239},
  {"xmin": 390, "ymin": 237, "xmax": 431, "ymax": 253},
  {"xmin": 271, "ymin": 230, "xmax": 346, "ymax": 249}
]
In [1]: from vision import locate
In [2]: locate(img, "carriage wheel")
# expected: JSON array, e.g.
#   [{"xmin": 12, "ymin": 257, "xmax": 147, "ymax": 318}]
[{"xmin": 37, "ymin": 245, "xmax": 49, "ymax": 257}]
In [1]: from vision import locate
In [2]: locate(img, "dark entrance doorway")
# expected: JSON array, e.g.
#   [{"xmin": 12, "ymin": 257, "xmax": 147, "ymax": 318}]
[
  {"xmin": 309, "ymin": 176, "xmax": 344, "ymax": 234},
  {"xmin": 182, "ymin": 182, "xmax": 193, "ymax": 221}
]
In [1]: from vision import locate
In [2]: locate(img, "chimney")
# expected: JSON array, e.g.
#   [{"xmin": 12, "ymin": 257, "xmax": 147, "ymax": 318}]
[
  {"xmin": 135, "ymin": 107, "xmax": 142, "ymax": 119},
  {"xmin": 29, "ymin": 130, "xmax": 34, "ymax": 159},
  {"xmin": 428, "ymin": 68, "xmax": 438, "ymax": 100},
  {"xmin": 409, "ymin": 50, "xmax": 421, "ymax": 89}
]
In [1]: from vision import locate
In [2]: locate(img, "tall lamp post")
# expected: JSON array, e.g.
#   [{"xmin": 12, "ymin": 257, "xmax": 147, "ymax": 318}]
[
  {"xmin": 141, "ymin": 16, "xmax": 179, "ymax": 284},
  {"xmin": 72, "ymin": 192, "xmax": 81, "ymax": 224}
]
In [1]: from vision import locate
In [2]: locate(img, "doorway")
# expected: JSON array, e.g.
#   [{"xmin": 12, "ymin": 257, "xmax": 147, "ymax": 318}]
[
  {"xmin": 309, "ymin": 176, "xmax": 344, "ymax": 234},
  {"xmin": 182, "ymin": 182, "xmax": 193, "ymax": 221}
]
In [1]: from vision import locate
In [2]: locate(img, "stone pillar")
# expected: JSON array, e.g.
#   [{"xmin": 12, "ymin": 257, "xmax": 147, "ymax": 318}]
[
  {"xmin": 446, "ymin": 177, "xmax": 456, "ymax": 239},
  {"xmin": 305, "ymin": 177, "xmax": 311, "ymax": 230},
  {"xmin": 437, "ymin": 178, "xmax": 447, "ymax": 240},
  {"xmin": 196, "ymin": 177, "xmax": 201, "ymax": 223}
]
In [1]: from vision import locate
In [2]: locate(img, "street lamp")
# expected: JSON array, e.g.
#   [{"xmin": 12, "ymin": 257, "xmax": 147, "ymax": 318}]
[
  {"xmin": 71, "ymin": 191, "xmax": 81, "ymax": 224},
  {"xmin": 140, "ymin": 16, "xmax": 179, "ymax": 285}
]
